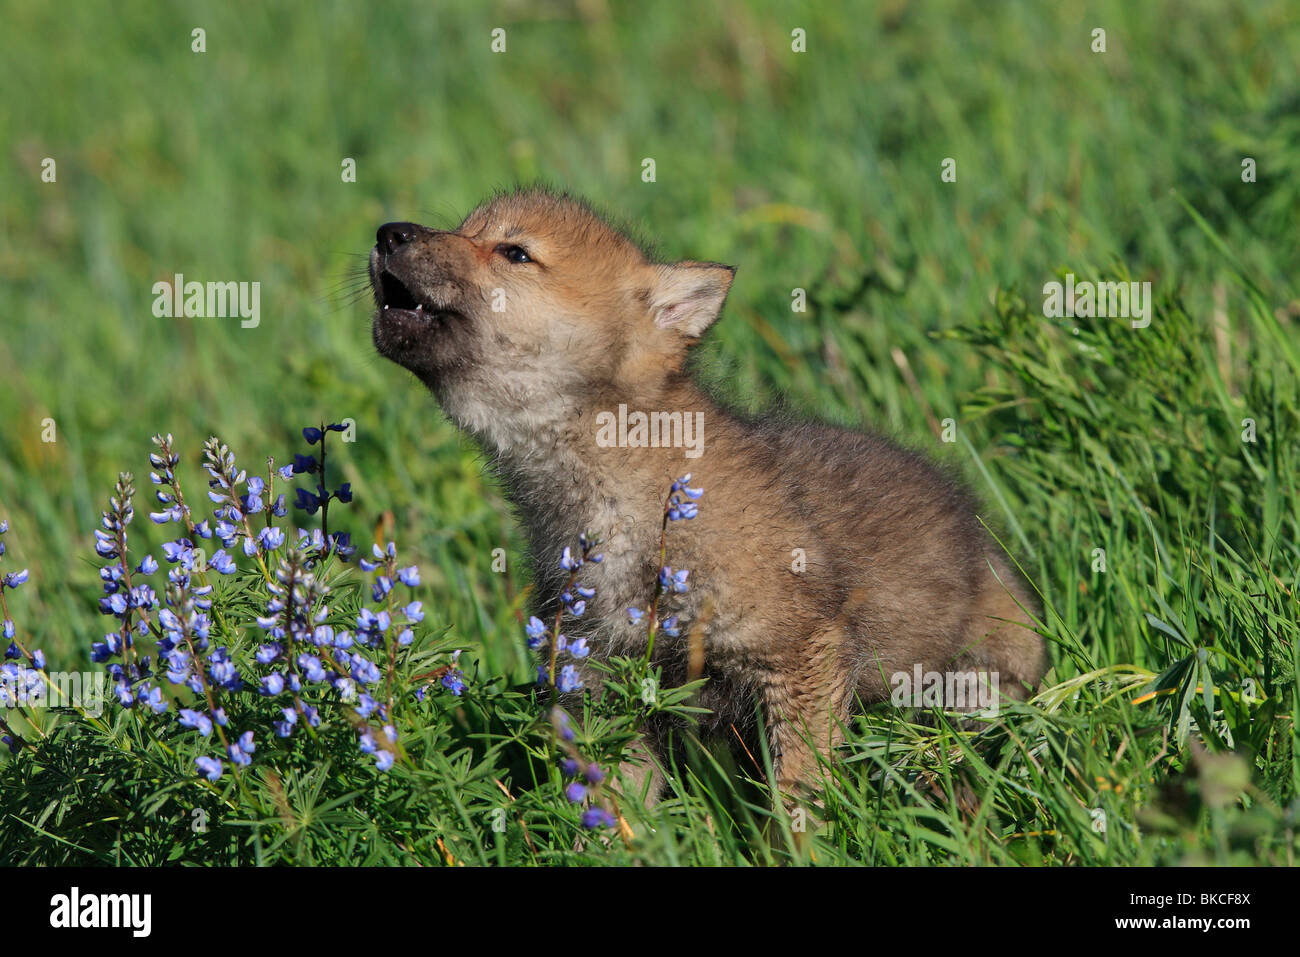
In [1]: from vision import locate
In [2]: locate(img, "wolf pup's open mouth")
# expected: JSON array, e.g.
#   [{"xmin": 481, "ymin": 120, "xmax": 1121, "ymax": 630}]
[
  {"xmin": 373, "ymin": 268, "xmax": 452, "ymax": 329},
  {"xmin": 377, "ymin": 270, "xmax": 423, "ymax": 315}
]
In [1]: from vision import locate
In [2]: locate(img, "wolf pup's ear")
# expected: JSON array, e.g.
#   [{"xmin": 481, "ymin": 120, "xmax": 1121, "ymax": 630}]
[{"xmin": 649, "ymin": 261, "xmax": 735, "ymax": 338}]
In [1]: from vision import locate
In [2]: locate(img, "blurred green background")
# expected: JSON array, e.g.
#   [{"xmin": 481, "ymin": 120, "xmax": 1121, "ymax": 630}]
[{"xmin": 1, "ymin": 0, "xmax": 1297, "ymax": 680}]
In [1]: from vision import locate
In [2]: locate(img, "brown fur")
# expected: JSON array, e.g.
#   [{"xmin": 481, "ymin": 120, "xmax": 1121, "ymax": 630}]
[{"xmin": 369, "ymin": 187, "xmax": 1045, "ymax": 797}]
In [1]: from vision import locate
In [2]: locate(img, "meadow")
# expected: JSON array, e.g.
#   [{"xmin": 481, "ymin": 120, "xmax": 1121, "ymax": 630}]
[{"xmin": 0, "ymin": 0, "xmax": 1297, "ymax": 865}]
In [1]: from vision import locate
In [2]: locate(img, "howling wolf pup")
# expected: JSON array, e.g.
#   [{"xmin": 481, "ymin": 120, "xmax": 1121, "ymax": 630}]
[{"xmin": 369, "ymin": 188, "xmax": 1045, "ymax": 798}]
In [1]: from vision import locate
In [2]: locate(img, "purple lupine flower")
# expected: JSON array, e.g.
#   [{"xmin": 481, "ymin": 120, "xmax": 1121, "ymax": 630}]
[
  {"xmin": 581, "ymin": 807, "xmax": 617, "ymax": 829},
  {"xmin": 275, "ymin": 707, "xmax": 297, "ymax": 738},
  {"xmin": 441, "ymin": 670, "xmax": 465, "ymax": 696},
  {"xmin": 525, "ymin": 616, "xmax": 548, "ymax": 650},
  {"xmin": 260, "ymin": 672, "xmax": 285, "ymax": 695},
  {"xmin": 178, "ymin": 709, "xmax": 213, "ymax": 736},
  {"xmin": 297, "ymin": 654, "xmax": 327, "ymax": 682},
  {"xmin": 141, "ymin": 684, "xmax": 167, "ymax": 714},
  {"xmin": 2, "ymin": 569, "xmax": 29, "ymax": 588},
  {"xmin": 557, "ymin": 665, "xmax": 583, "ymax": 694}
]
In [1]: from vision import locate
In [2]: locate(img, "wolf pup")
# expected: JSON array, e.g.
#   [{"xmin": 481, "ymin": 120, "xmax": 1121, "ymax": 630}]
[{"xmin": 369, "ymin": 188, "xmax": 1045, "ymax": 796}]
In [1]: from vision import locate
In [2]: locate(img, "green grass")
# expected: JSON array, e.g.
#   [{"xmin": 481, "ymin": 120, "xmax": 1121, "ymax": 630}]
[{"xmin": 0, "ymin": 0, "xmax": 1298, "ymax": 865}]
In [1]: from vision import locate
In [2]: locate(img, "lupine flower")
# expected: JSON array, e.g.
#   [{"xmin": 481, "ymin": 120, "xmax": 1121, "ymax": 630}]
[
  {"xmin": 179, "ymin": 709, "xmax": 213, "ymax": 737},
  {"xmin": 666, "ymin": 474, "xmax": 704, "ymax": 521},
  {"xmin": 556, "ymin": 665, "xmax": 583, "ymax": 694},
  {"xmin": 297, "ymin": 654, "xmax": 327, "ymax": 682},
  {"xmin": 2, "ymin": 569, "xmax": 30, "ymax": 588},
  {"xmin": 441, "ymin": 670, "xmax": 465, "ymax": 696},
  {"xmin": 141, "ymin": 684, "xmax": 167, "ymax": 714},
  {"xmin": 274, "ymin": 707, "xmax": 297, "ymax": 738},
  {"xmin": 195, "ymin": 756, "xmax": 223, "ymax": 781},
  {"xmin": 581, "ymin": 807, "xmax": 617, "ymax": 829},
  {"xmin": 525, "ymin": 616, "xmax": 548, "ymax": 649},
  {"xmin": 659, "ymin": 566, "xmax": 690, "ymax": 593},
  {"xmin": 260, "ymin": 673, "xmax": 285, "ymax": 695},
  {"xmin": 351, "ymin": 655, "xmax": 382, "ymax": 685},
  {"xmin": 553, "ymin": 709, "xmax": 576, "ymax": 742},
  {"xmin": 565, "ymin": 782, "xmax": 587, "ymax": 803}
]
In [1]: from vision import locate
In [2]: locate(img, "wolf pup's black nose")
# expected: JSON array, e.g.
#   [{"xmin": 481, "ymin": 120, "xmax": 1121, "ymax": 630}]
[{"xmin": 376, "ymin": 222, "xmax": 420, "ymax": 255}]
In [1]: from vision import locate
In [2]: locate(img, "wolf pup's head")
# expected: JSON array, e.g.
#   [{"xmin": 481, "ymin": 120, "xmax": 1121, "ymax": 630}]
[{"xmin": 369, "ymin": 189, "xmax": 733, "ymax": 454}]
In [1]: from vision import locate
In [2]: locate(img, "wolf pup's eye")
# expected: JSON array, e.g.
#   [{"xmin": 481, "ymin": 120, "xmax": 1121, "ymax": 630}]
[{"xmin": 497, "ymin": 244, "xmax": 533, "ymax": 264}]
